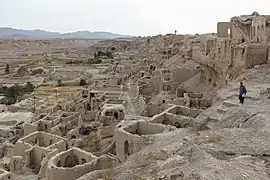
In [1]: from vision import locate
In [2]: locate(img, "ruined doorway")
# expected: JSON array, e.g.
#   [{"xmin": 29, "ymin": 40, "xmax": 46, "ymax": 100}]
[
  {"xmin": 114, "ymin": 112, "xmax": 118, "ymax": 119},
  {"xmin": 124, "ymin": 140, "xmax": 130, "ymax": 157},
  {"xmin": 29, "ymin": 150, "xmax": 35, "ymax": 168},
  {"xmin": 174, "ymin": 122, "xmax": 181, "ymax": 128}
]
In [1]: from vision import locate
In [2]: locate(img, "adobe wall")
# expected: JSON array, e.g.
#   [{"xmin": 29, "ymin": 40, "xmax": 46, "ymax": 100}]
[
  {"xmin": 104, "ymin": 99, "xmax": 125, "ymax": 105},
  {"xmin": 14, "ymin": 140, "xmax": 32, "ymax": 157},
  {"xmin": 215, "ymin": 38, "xmax": 231, "ymax": 59},
  {"xmin": 152, "ymin": 76, "xmax": 161, "ymax": 93},
  {"xmin": 50, "ymin": 124, "xmax": 63, "ymax": 136},
  {"xmin": 114, "ymin": 128, "xmax": 143, "ymax": 162},
  {"xmin": 217, "ymin": 22, "xmax": 230, "ymax": 38},
  {"xmin": 0, "ymin": 105, "xmax": 7, "ymax": 112},
  {"xmin": 150, "ymin": 113, "xmax": 167, "ymax": 124},
  {"xmin": 150, "ymin": 112, "xmax": 194, "ymax": 128},
  {"xmin": 23, "ymin": 123, "xmax": 38, "ymax": 136},
  {"xmin": 135, "ymin": 121, "xmax": 166, "ymax": 135},
  {"xmin": 167, "ymin": 113, "xmax": 194, "ymax": 128},
  {"xmin": 245, "ymin": 44, "xmax": 268, "ymax": 68},
  {"xmin": 231, "ymin": 23, "xmax": 244, "ymax": 40},
  {"xmin": 251, "ymin": 16, "xmax": 267, "ymax": 41},
  {"xmin": 115, "ymin": 121, "xmax": 168, "ymax": 162},
  {"xmin": 166, "ymin": 105, "xmax": 202, "ymax": 118},
  {"xmin": 38, "ymin": 149, "xmax": 60, "ymax": 179},
  {"xmin": 143, "ymin": 103, "xmax": 159, "ymax": 117},
  {"xmin": 0, "ymin": 169, "xmax": 12, "ymax": 180},
  {"xmin": 233, "ymin": 46, "xmax": 246, "ymax": 67},
  {"xmin": 7, "ymin": 105, "xmax": 31, "ymax": 113},
  {"xmin": 47, "ymin": 140, "xmax": 67, "ymax": 152},
  {"xmin": 38, "ymin": 120, "xmax": 55, "ymax": 132},
  {"xmin": 139, "ymin": 84, "xmax": 155, "ymax": 95},
  {"xmin": 139, "ymin": 97, "xmax": 146, "ymax": 114},
  {"xmin": 41, "ymin": 133, "xmax": 67, "ymax": 147},
  {"xmin": 28, "ymin": 146, "xmax": 51, "ymax": 167},
  {"xmin": 171, "ymin": 67, "xmax": 198, "ymax": 84},
  {"xmin": 180, "ymin": 72, "xmax": 204, "ymax": 93},
  {"xmin": 97, "ymin": 126, "xmax": 115, "ymax": 139},
  {"xmin": 10, "ymin": 156, "xmax": 25, "ymax": 174},
  {"xmin": 60, "ymin": 112, "xmax": 78, "ymax": 122},
  {"xmin": 46, "ymin": 148, "xmax": 97, "ymax": 180},
  {"xmin": 205, "ymin": 39, "xmax": 216, "ymax": 55},
  {"xmin": 15, "ymin": 131, "xmax": 67, "ymax": 156},
  {"xmin": 268, "ymin": 47, "xmax": 270, "ymax": 64},
  {"xmin": 161, "ymin": 81, "xmax": 172, "ymax": 91}
]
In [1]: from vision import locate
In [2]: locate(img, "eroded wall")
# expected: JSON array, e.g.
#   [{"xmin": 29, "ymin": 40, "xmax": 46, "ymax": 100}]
[
  {"xmin": 217, "ymin": 22, "xmax": 230, "ymax": 38},
  {"xmin": 47, "ymin": 148, "xmax": 97, "ymax": 180},
  {"xmin": 245, "ymin": 43, "xmax": 268, "ymax": 68}
]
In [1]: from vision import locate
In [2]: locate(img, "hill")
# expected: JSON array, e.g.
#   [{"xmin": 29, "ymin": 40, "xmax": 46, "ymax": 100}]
[{"xmin": 0, "ymin": 27, "xmax": 131, "ymax": 40}]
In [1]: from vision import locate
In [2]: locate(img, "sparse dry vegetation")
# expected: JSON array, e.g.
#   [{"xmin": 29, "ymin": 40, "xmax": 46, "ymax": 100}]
[{"xmin": 204, "ymin": 133, "xmax": 222, "ymax": 143}]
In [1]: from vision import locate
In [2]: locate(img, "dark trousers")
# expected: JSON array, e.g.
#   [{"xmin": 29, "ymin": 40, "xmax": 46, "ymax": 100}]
[{"xmin": 239, "ymin": 94, "xmax": 244, "ymax": 104}]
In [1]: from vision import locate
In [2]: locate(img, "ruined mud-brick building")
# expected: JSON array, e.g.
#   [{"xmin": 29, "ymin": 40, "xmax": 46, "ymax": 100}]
[
  {"xmin": 218, "ymin": 12, "xmax": 270, "ymax": 66},
  {"xmin": 192, "ymin": 12, "xmax": 270, "ymax": 86},
  {"xmin": 218, "ymin": 12, "xmax": 270, "ymax": 43},
  {"xmin": 114, "ymin": 120, "xmax": 176, "ymax": 162}
]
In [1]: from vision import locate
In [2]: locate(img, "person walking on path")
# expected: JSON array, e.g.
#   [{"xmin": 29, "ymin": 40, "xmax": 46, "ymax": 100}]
[{"xmin": 239, "ymin": 82, "xmax": 247, "ymax": 104}]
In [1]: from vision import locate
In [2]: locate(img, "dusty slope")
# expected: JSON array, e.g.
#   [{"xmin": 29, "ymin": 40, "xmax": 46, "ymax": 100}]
[{"xmin": 108, "ymin": 64, "xmax": 270, "ymax": 180}]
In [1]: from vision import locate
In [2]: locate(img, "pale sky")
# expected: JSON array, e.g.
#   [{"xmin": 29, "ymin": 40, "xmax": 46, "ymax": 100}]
[{"xmin": 1, "ymin": 0, "xmax": 270, "ymax": 36}]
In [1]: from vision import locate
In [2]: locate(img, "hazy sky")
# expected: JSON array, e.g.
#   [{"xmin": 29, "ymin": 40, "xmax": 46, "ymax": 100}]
[{"xmin": 1, "ymin": 0, "xmax": 270, "ymax": 36}]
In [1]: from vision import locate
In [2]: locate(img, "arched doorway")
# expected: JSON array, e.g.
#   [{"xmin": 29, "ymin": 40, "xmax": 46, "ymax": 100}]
[
  {"xmin": 184, "ymin": 124, "xmax": 193, "ymax": 128},
  {"xmin": 114, "ymin": 112, "xmax": 118, "ymax": 119},
  {"xmin": 174, "ymin": 122, "xmax": 181, "ymax": 128}
]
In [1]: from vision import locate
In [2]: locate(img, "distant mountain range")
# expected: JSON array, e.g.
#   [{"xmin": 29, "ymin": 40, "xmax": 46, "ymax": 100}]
[{"xmin": 0, "ymin": 28, "xmax": 131, "ymax": 40}]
